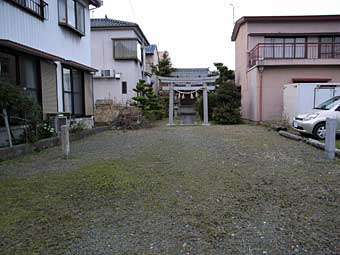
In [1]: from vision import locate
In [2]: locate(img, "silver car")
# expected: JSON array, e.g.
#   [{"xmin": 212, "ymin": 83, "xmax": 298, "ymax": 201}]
[{"xmin": 293, "ymin": 96, "xmax": 340, "ymax": 140}]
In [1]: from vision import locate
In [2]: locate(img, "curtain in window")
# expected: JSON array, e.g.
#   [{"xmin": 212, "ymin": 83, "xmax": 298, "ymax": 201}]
[
  {"xmin": 320, "ymin": 37, "xmax": 333, "ymax": 58},
  {"xmin": 284, "ymin": 38, "xmax": 294, "ymax": 58},
  {"xmin": 63, "ymin": 68, "xmax": 73, "ymax": 113},
  {"xmin": 273, "ymin": 38, "xmax": 284, "ymax": 58},
  {"xmin": 264, "ymin": 38, "xmax": 274, "ymax": 59},
  {"xmin": 334, "ymin": 37, "xmax": 340, "ymax": 59},
  {"xmin": 114, "ymin": 40, "xmax": 138, "ymax": 59},
  {"xmin": 63, "ymin": 68, "xmax": 84, "ymax": 116},
  {"xmin": 72, "ymin": 70, "xmax": 83, "ymax": 115},
  {"xmin": 295, "ymin": 38, "xmax": 306, "ymax": 58}
]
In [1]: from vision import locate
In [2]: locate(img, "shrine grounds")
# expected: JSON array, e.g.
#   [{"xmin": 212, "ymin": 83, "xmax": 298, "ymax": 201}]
[{"xmin": 0, "ymin": 123, "xmax": 339, "ymax": 254}]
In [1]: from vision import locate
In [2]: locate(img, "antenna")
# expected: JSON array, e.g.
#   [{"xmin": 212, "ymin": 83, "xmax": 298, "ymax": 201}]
[{"xmin": 229, "ymin": 3, "xmax": 235, "ymax": 24}]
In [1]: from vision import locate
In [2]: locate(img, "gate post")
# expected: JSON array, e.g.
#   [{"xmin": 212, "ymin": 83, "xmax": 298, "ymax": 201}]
[
  {"xmin": 167, "ymin": 83, "xmax": 175, "ymax": 126},
  {"xmin": 325, "ymin": 118, "xmax": 336, "ymax": 160},
  {"xmin": 202, "ymin": 84, "xmax": 210, "ymax": 126}
]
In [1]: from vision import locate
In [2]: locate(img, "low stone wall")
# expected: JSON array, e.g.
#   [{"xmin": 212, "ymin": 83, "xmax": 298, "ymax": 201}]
[
  {"xmin": 94, "ymin": 100, "xmax": 122, "ymax": 124},
  {"xmin": 0, "ymin": 126, "xmax": 110, "ymax": 161}
]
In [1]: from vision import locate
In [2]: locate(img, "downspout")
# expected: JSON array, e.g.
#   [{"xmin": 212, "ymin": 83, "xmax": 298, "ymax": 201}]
[{"xmin": 258, "ymin": 66, "xmax": 264, "ymax": 122}]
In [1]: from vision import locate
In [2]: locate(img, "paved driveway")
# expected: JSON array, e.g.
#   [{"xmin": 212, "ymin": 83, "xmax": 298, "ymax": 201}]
[{"xmin": 0, "ymin": 124, "xmax": 339, "ymax": 254}]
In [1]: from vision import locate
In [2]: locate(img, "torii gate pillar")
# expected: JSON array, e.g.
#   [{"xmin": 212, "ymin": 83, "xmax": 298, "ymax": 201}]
[
  {"xmin": 167, "ymin": 83, "xmax": 175, "ymax": 126},
  {"xmin": 202, "ymin": 84, "xmax": 210, "ymax": 126}
]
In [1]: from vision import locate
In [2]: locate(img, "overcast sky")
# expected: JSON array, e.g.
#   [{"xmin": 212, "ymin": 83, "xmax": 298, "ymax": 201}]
[{"xmin": 92, "ymin": 0, "xmax": 339, "ymax": 70}]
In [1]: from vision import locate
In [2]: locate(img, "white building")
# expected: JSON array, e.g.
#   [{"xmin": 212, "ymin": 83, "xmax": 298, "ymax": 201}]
[
  {"xmin": 145, "ymin": 44, "xmax": 160, "ymax": 90},
  {"xmin": 91, "ymin": 17, "xmax": 152, "ymax": 105},
  {"xmin": 0, "ymin": 0, "xmax": 101, "ymax": 125}
]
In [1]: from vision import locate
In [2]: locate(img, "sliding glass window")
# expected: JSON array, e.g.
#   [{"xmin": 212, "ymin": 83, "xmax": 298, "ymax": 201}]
[
  {"xmin": 58, "ymin": 0, "xmax": 86, "ymax": 34},
  {"xmin": 63, "ymin": 67, "xmax": 84, "ymax": 116}
]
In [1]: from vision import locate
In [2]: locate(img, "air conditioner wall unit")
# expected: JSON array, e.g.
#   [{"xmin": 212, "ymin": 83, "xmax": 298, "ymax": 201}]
[
  {"xmin": 101, "ymin": 69, "xmax": 115, "ymax": 78},
  {"xmin": 93, "ymin": 70, "xmax": 101, "ymax": 78}
]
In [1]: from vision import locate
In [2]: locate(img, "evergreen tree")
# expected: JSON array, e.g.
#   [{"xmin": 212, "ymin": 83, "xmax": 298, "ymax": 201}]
[
  {"xmin": 132, "ymin": 80, "xmax": 163, "ymax": 120},
  {"xmin": 197, "ymin": 63, "xmax": 241, "ymax": 124},
  {"xmin": 212, "ymin": 63, "xmax": 241, "ymax": 124},
  {"xmin": 152, "ymin": 51, "xmax": 175, "ymax": 77}
]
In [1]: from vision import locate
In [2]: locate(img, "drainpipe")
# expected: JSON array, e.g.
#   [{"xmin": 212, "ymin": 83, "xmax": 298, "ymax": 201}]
[{"xmin": 258, "ymin": 66, "xmax": 264, "ymax": 122}]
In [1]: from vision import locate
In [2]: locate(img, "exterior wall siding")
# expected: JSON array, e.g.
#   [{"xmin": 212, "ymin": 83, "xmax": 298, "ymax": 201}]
[{"xmin": 0, "ymin": 0, "xmax": 92, "ymax": 66}]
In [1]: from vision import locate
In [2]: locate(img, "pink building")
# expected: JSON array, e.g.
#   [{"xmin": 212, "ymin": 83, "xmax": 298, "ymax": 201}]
[{"xmin": 232, "ymin": 15, "xmax": 340, "ymax": 122}]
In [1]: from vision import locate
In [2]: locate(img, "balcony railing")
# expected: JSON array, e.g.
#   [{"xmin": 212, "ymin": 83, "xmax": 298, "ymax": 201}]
[
  {"xmin": 7, "ymin": 0, "xmax": 48, "ymax": 19},
  {"xmin": 248, "ymin": 42, "xmax": 340, "ymax": 68}
]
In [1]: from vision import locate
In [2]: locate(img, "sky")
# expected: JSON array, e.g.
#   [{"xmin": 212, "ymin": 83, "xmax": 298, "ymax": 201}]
[{"xmin": 92, "ymin": 0, "xmax": 340, "ymax": 70}]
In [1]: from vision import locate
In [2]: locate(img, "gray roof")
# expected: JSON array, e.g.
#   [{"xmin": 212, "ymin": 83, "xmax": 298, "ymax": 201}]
[
  {"xmin": 90, "ymin": 18, "xmax": 150, "ymax": 45},
  {"xmin": 171, "ymin": 68, "xmax": 210, "ymax": 78},
  {"xmin": 91, "ymin": 18, "xmax": 137, "ymax": 28},
  {"xmin": 145, "ymin": 44, "xmax": 157, "ymax": 55}
]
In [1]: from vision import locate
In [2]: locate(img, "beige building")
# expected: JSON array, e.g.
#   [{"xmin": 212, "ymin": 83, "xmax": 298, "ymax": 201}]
[{"xmin": 232, "ymin": 15, "xmax": 340, "ymax": 122}]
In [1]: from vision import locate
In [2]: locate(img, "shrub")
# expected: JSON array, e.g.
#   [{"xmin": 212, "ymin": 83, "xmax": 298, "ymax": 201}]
[
  {"xmin": 0, "ymin": 81, "xmax": 42, "ymax": 143},
  {"xmin": 113, "ymin": 107, "xmax": 151, "ymax": 130},
  {"xmin": 37, "ymin": 122, "xmax": 56, "ymax": 139}
]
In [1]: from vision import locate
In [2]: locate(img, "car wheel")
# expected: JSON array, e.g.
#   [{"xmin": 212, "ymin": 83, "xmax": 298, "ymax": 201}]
[{"xmin": 313, "ymin": 122, "xmax": 326, "ymax": 140}]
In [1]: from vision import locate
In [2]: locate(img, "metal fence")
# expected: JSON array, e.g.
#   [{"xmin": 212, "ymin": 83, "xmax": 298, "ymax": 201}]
[{"xmin": 248, "ymin": 42, "xmax": 340, "ymax": 68}]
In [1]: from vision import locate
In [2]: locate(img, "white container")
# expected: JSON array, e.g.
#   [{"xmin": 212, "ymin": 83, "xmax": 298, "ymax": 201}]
[{"xmin": 283, "ymin": 83, "xmax": 340, "ymax": 123}]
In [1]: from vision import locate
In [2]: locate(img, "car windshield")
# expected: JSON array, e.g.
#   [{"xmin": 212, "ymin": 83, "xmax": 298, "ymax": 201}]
[{"xmin": 314, "ymin": 96, "xmax": 340, "ymax": 110}]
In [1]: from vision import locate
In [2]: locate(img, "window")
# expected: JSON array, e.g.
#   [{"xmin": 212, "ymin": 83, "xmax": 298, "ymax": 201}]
[
  {"xmin": 19, "ymin": 55, "xmax": 39, "ymax": 101},
  {"xmin": 122, "ymin": 81, "xmax": 127, "ymax": 94},
  {"xmin": 114, "ymin": 40, "xmax": 143, "ymax": 62},
  {"xmin": 320, "ymin": 36, "xmax": 340, "ymax": 59},
  {"xmin": 0, "ymin": 52, "xmax": 17, "ymax": 84},
  {"xmin": 264, "ymin": 37, "xmax": 306, "ymax": 59},
  {"xmin": 5, "ymin": 0, "xmax": 48, "ymax": 19},
  {"xmin": 58, "ymin": 0, "xmax": 86, "ymax": 34},
  {"xmin": 0, "ymin": 51, "xmax": 40, "ymax": 101},
  {"xmin": 63, "ymin": 67, "xmax": 84, "ymax": 116}
]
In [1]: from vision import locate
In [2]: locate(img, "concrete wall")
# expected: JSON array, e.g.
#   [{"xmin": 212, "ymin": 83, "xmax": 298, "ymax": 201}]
[
  {"xmin": 247, "ymin": 21, "xmax": 340, "ymax": 42},
  {"xmin": 261, "ymin": 66, "xmax": 340, "ymax": 121},
  {"xmin": 0, "ymin": 0, "xmax": 93, "ymax": 66},
  {"xmin": 234, "ymin": 24, "xmax": 249, "ymax": 119},
  {"xmin": 91, "ymin": 29, "xmax": 146, "ymax": 104}
]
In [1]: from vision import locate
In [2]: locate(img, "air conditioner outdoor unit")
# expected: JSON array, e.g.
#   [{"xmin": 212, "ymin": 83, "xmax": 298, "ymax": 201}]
[
  {"xmin": 93, "ymin": 70, "xmax": 101, "ymax": 78},
  {"xmin": 101, "ymin": 69, "xmax": 115, "ymax": 78}
]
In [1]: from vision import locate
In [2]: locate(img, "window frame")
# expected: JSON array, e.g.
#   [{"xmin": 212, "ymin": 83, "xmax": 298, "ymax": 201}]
[
  {"xmin": 264, "ymin": 37, "xmax": 307, "ymax": 59},
  {"xmin": 0, "ymin": 48, "xmax": 42, "ymax": 104},
  {"xmin": 319, "ymin": 36, "xmax": 340, "ymax": 59},
  {"xmin": 62, "ymin": 66, "xmax": 85, "ymax": 117},
  {"xmin": 58, "ymin": 0, "xmax": 86, "ymax": 36},
  {"xmin": 5, "ymin": 0, "xmax": 48, "ymax": 20},
  {"xmin": 122, "ymin": 81, "xmax": 127, "ymax": 95},
  {"xmin": 113, "ymin": 38, "xmax": 144, "ymax": 63}
]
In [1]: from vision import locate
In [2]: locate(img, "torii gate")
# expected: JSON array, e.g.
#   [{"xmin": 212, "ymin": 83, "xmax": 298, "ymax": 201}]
[{"xmin": 158, "ymin": 76, "xmax": 218, "ymax": 126}]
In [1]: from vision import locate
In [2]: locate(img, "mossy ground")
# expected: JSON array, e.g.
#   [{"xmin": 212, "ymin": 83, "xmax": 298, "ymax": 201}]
[{"xmin": 0, "ymin": 123, "xmax": 339, "ymax": 254}]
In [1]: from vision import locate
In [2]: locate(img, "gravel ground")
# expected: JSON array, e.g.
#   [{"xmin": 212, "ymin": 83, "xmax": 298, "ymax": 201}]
[{"xmin": 0, "ymin": 123, "xmax": 340, "ymax": 254}]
